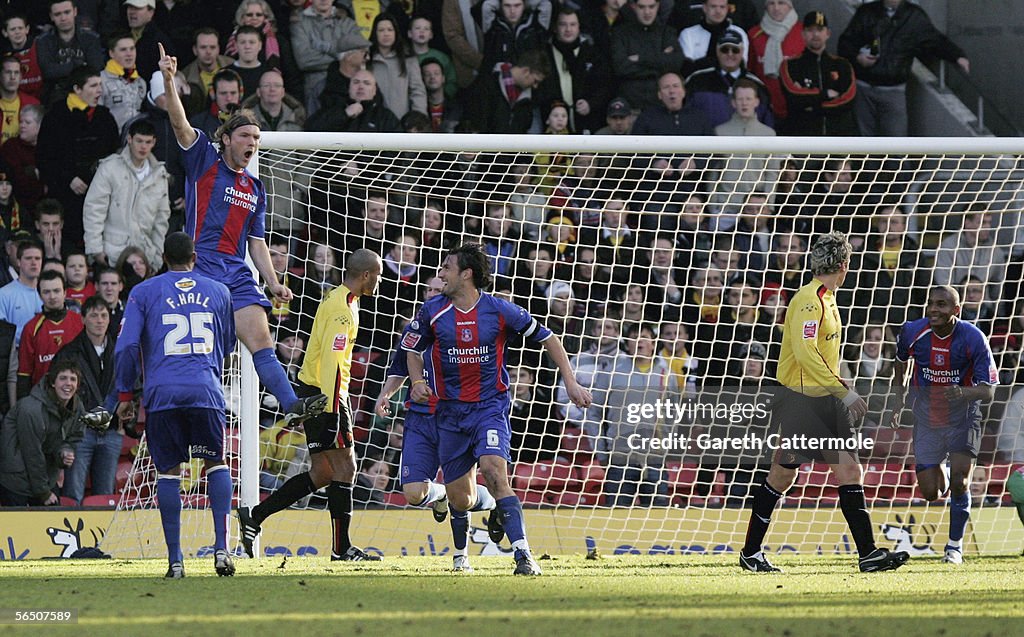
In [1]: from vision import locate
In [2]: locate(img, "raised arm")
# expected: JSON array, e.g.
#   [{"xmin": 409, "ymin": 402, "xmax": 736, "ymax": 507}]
[{"xmin": 158, "ymin": 43, "xmax": 198, "ymax": 149}]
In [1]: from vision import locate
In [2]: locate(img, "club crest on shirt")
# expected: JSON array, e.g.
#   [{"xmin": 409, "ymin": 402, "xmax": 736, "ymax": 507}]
[
  {"xmin": 803, "ymin": 320, "xmax": 817, "ymax": 339},
  {"xmin": 402, "ymin": 331, "xmax": 421, "ymax": 348},
  {"xmin": 461, "ymin": 328, "xmax": 473, "ymax": 342},
  {"xmin": 410, "ymin": 320, "xmax": 419, "ymax": 330},
  {"xmin": 333, "ymin": 334, "xmax": 347, "ymax": 351},
  {"xmin": 174, "ymin": 278, "xmax": 196, "ymax": 291},
  {"xmin": 238, "ymin": 174, "xmax": 248, "ymax": 187},
  {"xmin": 935, "ymin": 353, "xmax": 945, "ymax": 365}
]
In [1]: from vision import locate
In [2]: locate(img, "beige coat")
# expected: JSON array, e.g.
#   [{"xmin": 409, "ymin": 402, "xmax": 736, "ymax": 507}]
[{"xmin": 83, "ymin": 147, "xmax": 171, "ymax": 270}]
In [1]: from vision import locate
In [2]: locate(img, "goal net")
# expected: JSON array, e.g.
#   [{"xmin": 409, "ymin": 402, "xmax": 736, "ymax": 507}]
[{"xmin": 103, "ymin": 134, "xmax": 1024, "ymax": 560}]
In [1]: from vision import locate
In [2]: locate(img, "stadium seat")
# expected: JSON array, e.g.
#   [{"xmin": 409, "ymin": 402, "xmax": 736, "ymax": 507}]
[
  {"xmin": 59, "ymin": 496, "xmax": 78, "ymax": 507},
  {"xmin": 512, "ymin": 461, "xmax": 574, "ymax": 505},
  {"xmin": 120, "ymin": 435, "xmax": 137, "ymax": 459},
  {"xmin": 669, "ymin": 462, "xmax": 701, "ymax": 505},
  {"xmin": 558, "ymin": 426, "xmax": 593, "ymax": 465},
  {"xmin": 81, "ymin": 495, "xmax": 118, "ymax": 507},
  {"xmin": 382, "ymin": 492, "xmax": 408, "ymax": 507},
  {"xmin": 987, "ymin": 464, "xmax": 1012, "ymax": 497},
  {"xmin": 576, "ymin": 462, "xmax": 605, "ymax": 497},
  {"xmin": 115, "ymin": 460, "xmax": 134, "ymax": 494}
]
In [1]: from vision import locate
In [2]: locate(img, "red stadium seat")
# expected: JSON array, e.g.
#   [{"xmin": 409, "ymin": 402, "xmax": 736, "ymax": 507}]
[
  {"xmin": 576, "ymin": 462, "xmax": 605, "ymax": 496},
  {"xmin": 382, "ymin": 492, "xmax": 408, "ymax": 507},
  {"xmin": 115, "ymin": 460, "xmax": 134, "ymax": 493},
  {"xmin": 987, "ymin": 464, "xmax": 1012, "ymax": 497},
  {"xmin": 512, "ymin": 461, "xmax": 573, "ymax": 505},
  {"xmin": 669, "ymin": 462, "xmax": 701, "ymax": 505},
  {"xmin": 59, "ymin": 496, "xmax": 78, "ymax": 507},
  {"xmin": 81, "ymin": 495, "xmax": 118, "ymax": 507},
  {"xmin": 558, "ymin": 426, "xmax": 593, "ymax": 465},
  {"xmin": 120, "ymin": 435, "xmax": 137, "ymax": 459}
]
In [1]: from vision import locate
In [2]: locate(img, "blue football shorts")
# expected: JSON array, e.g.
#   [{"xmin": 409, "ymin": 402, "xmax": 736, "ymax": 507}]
[
  {"xmin": 435, "ymin": 393, "xmax": 512, "ymax": 484},
  {"xmin": 195, "ymin": 254, "xmax": 271, "ymax": 312},
  {"xmin": 146, "ymin": 408, "xmax": 226, "ymax": 473},
  {"xmin": 399, "ymin": 409, "xmax": 441, "ymax": 485}
]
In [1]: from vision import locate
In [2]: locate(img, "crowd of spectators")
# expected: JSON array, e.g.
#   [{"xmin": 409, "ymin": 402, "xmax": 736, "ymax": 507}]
[{"xmin": 0, "ymin": 0, "xmax": 1012, "ymax": 510}]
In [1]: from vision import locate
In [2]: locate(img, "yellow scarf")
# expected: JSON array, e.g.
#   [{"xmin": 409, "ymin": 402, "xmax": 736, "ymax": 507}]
[
  {"xmin": 66, "ymin": 92, "xmax": 89, "ymax": 111},
  {"xmin": 105, "ymin": 58, "xmax": 139, "ymax": 81}
]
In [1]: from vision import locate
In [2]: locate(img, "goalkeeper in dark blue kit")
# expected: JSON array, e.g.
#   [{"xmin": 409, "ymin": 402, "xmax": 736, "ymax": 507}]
[{"xmin": 115, "ymin": 232, "xmax": 237, "ymax": 579}]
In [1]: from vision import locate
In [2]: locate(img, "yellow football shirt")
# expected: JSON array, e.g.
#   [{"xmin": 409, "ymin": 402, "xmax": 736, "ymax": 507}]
[
  {"xmin": 298, "ymin": 284, "xmax": 358, "ymax": 412},
  {"xmin": 776, "ymin": 278, "xmax": 848, "ymax": 397}
]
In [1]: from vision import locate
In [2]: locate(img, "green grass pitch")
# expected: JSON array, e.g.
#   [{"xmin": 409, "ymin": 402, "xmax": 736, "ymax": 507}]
[{"xmin": 2, "ymin": 554, "xmax": 1022, "ymax": 637}]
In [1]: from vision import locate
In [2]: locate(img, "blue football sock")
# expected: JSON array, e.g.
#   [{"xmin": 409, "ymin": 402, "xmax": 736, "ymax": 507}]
[
  {"xmin": 471, "ymin": 484, "xmax": 496, "ymax": 511},
  {"xmin": 449, "ymin": 507, "xmax": 469, "ymax": 554},
  {"xmin": 207, "ymin": 465, "xmax": 232, "ymax": 553},
  {"xmin": 252, "ymin": 347, "xmax": 298, "ymax": 409},
  {"xmin": 420, "ymin": 482, "xmax": 446, "ymax": 507},
  {"xmin": 949, "ymin": 492, "xmax": 971, "ymax": 544},
  {"xmin": 497, "ymin": 495, "xmax": 529, "ymax": 551},
  {"xmin": 157, "ymin": 475, "xmax": 182, "ymax": 564}
]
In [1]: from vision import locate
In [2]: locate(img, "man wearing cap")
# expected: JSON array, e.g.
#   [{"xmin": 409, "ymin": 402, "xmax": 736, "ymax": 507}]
[
  {"xmin": 678, "ymin": 0, "xmax": 750, "ymax": 79},
  {"xmin": 779, "ymin": 11, "xmax": 857, "ymax": 136},
  {"xmin": 632, "ymin": 72, "xmax": 712, "ymax": 136},
  {"xmin": 684, "ymin": 29, "xmax": 773, "ymax": 129},
  {"xmin": 36, "ymin": 1, "xmax": 105, "ymax": 105},
  {"xmin": 838, "ymin": 0, "xmax": 969, "ymax": 136},
  {"xmin": 123, "ymin": 0, "xmax": 174, "ymax": 82},
  {"xmin": 595, "ymin": 97, "xmax": 635, "ymax": 135}
]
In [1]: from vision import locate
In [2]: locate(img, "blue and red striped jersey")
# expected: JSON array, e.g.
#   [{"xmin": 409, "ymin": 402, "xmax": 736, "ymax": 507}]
[
  {"xmin": 181, "ymin": 129, "xmax": 266, "ymax": 261},
  {"xmin": 387, "ymin": 334, "xmax": 437, "ymax": 415},
  {"xmin": 402, "ymin": 293, "xmax": 552, "ymax": 402},
  {"xmin": 114, "ymin": 270, "xmax": 236, "ymax": 413},
  {"xmin": 896, "ymin": 317, "xmax": 998, "ymax": 428}
]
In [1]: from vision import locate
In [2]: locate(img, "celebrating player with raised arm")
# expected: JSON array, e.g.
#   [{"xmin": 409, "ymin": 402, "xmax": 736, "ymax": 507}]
[
  {"xmin": 156, "ymin": 43, "xmax": 325, "ymax": 424},
  {"xmin": 114, "ymin": 232, "xmax": 237, "ymax": 578},
  {"xmin": 375, "ymin": 275, "xmax": 501, "ymax": 572},
  {"xmin": 404, "ymin": 244, "xmax": 592, "ymax": 575},
  {"xmin": 892, "ymin": 285, "xmax": 998, "ymax": 565},
  {"xmin": 238, "ymin": 249, "xmax": 384, "ymax": 561},
  {"xmin": 738, "ymin": 232, "xmax": 910, "ymax": 574}
]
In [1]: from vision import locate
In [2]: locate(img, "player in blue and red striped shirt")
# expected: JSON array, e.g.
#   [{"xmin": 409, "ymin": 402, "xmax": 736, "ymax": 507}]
[
  {"xmin": 157, "ymin": 44, "xmax": 325, "ymax": 425},
  {"xmin": 893, "ymin": 285, "xmax": 997, "ymax": 565},
  {"xmin": 404, "ymin": 244, "xmax": 592, "ymax": 575},
  {"xmin": 375, "ymin": 275, "xmax": 499, "ymax": 572}
]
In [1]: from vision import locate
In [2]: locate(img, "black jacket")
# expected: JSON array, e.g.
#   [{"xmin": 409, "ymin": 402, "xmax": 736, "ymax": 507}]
[
  {"xmin": 838, "ymin": 0, "xmax": 966, "ymax": 87},
  {"xmin": 780, "ymin": 48, "xmax": 858, "ymax": 136},
  {"xmin": 52, "ymin": 329, "xmax": 115, "ymax": 411},
  {"xmin": 466, "ymin": 65, "xmax": 535, "ymax": 133},
  {"xmin": 306, "ymin": 95, "xmax": 401, "ymax": 133},
  {"xmin": 535, "ymin": 35, "xmax": 612, "ymax": 134},
  {"xmin": 610, "ymin": 19, "xmax": 685, "ymax": 110}
]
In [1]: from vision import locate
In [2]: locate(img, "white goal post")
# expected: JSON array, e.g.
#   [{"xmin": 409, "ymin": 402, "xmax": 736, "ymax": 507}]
[{"xmin": 102, "ymin": 133, "xmax": 1024, "ymax": 560}]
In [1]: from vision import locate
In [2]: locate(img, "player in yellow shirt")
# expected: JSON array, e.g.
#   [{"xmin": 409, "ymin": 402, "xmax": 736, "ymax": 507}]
[
  {"xmin": 738, "ymin": 232, "xmax": 910, "ymax": 574},
  {"xmin": 238, "ymin": 248, "xmax": 383, "ymax": 561}
]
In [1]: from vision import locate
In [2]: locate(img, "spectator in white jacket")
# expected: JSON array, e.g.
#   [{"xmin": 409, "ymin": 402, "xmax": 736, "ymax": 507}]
[{"xmin": 82, "ymin": 120, "xmax": 170, "ymax": 271}]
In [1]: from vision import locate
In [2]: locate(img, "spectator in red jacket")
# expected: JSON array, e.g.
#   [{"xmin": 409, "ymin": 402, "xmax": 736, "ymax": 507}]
[{"xmin": 747, "ymin": 0, "xmax": 802, "ymax": 122}]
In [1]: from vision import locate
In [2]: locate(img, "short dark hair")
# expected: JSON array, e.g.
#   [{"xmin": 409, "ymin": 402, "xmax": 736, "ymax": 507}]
[
  {"xmin": 106, "ymin": 30, "xmax": 135, "ymax": 51},
  {"xmin": 515, "ymin": 49, "xmax": 550, "ymax": 76},
  {"xmin": 163, "ymin": 232, "xmax": 195, "ymax": 267},
  {"xmin": 1, "ymin": 57, "xmax": 21, "ymax": 70},
  {"xmin": 235, "ymin": 24, "xmax": 264, "ymax": 43},
  {"xmin": 63, "ymin": 249, "xmax": 88, "ymax": 264},
  {"xmin": 214, "ymin": 108, "xmax": 260, "ymax": 144},
  {"xmin": 732, "ymin": 77, "xmax": 761, "ymax": 96},
  {"xmin": 17, "ymin": 238, "xmax": 43, "ymax": 260},
  {"xmin": 266, "ymin": 233, "xmax": 289, "ymax": 248},
  {"xmin": 193, "ymin": 26, "xmax": 220, "ymax": 46},
  {"xmin": 127, "ymin": 119, "xmax": 156, "ymax": 138},
  {"xmin": 401, "ymin": 110, "xmax": 431, "ymax": 132},
  {"xmin": 212, "ymin": 68, "xmax": 243, "ymax": 93},
  {"xmin": 95, "ymin": 266, "xmax": 123, "ymax": 283},
  {"xmin": 47, "ymin": 357, "xmax": 81, "ymax": 388},
  {"xmin": 447, "ymin": 243, "xmax": 492, "ymax": 290},
  {"xmin": 39, "ymin": 269, "xmax": 66, "ymax": 289},
  {"xmin": 81, "ymin": 295, "xmax": 110, "ymax": 316},
  {"xmin": 69, "ymin": 65, "xmax": 100, "ymax": 94},
  {"xmin": 35, "ymin": 198, "xmax": 64, "ymax": 220}
]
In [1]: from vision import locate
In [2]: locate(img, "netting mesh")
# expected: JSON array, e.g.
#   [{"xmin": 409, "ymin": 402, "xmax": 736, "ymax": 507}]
[{"xmin": 103, "ymin": 136, "xmax": 1024, "ymax": 559}]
